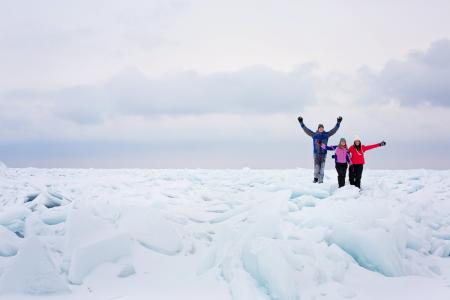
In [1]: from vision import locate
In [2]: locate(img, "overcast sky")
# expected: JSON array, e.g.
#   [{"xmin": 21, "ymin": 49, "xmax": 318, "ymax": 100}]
[{"xmin": 1, "ymin": 0, "xmax": 450, "ymax": 169}]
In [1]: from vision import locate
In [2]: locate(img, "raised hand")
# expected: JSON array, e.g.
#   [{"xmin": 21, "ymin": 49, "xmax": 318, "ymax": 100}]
[
  {"xmin": 337, "ymin": 116, "xmax": 343, "ymax": 123},
  {"xmin": 380, "ymin": 141, "xmax": 386, "ymax": 146},
  {"xmin": 297, "ymin": 116, "xmax": 303, "ymax": 123}
]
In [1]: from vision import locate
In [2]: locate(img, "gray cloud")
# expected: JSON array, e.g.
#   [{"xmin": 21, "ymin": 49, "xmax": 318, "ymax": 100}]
[
  {"xmin": 2, "ymin": 39, "xmax": 449, "ymax": 126},
  {"xmin": 17, "ymin": 64, "xmax": 317, "ymax": 124},
  {"xmin": 51, "ymin": 86, "xmax": 111, "ymax": 124},
  {"xmin": 109, "ymin": 65, "xmax": 316, "ymax": 115},
  {"xmin": 362, "ymin": 39, "xmax": 450, "ymax": 106}
]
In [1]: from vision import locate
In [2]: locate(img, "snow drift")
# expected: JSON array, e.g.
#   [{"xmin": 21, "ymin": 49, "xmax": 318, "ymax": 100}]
[{"xmin": 0, "ymin": 168, "xmax": 449, "ymax": 300}]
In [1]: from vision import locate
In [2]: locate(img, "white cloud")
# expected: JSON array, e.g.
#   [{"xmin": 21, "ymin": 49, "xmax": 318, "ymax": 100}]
[
  {"xmin": 2, "ymin": 0, "xmax": 450, "ymax": 90},
  {"xmin": 0, "ymin": 0, "xmax": 189, "ymax": 89}
]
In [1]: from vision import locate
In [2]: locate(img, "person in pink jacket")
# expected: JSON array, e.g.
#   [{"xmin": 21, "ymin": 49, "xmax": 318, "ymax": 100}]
[{"xmin": 322, "ymin": 138, "xmax": 351, "ymax": 187}]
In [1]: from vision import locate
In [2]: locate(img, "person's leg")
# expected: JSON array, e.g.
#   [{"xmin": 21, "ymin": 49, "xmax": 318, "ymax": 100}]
[
  {"xmin": 338, "ymin": 164, "xmax": 347, "ymax": 187},
  {"xmin": 349, "ymin": 165, "xmax": 355, "ymax": 186},
  {"xmin": 335, "ymin": 164, "xmax": 342, "ymax": 187},
  {"xmin": 335, "ymin": 163, "xmax": 340, "ymax": 186},
  {"xmin": 343, "ymin": 164, "xmax": 348, "ymax": 186},
  {"xmin": 313, "ymin": 155, "xmax": 320, "ymax": 182},
  {"xmin": 355, "ymin": 165, "xmax": 364, "ymax": 188},
  {"xmin": 318, "ymin": 156, "xmax": 326, "ymax": 183},
  {"xmin": 336, "ymin": 163, "xmax": 346, "ymax": 187}
]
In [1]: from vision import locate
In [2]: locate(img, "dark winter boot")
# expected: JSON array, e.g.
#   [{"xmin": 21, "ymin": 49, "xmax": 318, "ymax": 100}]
[{"xmin": 313, "ymin": 178, "xmax": 318, "ymax": 183}]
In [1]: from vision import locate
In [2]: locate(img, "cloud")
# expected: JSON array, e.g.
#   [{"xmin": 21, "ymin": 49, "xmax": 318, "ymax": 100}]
[
  {"xmin": 361, "ymin": 39, "xmax": 450, "ymax": 106},
  {"xmin": 1, "ymin": 39, "xmax": 450, "ymax": 168},
  {"xmin": 0, "ymin": 0, "xmax": 189, "ymax": 89},
  {"xmin": 109, "ymin": 64, "xmax": 317, "ymax": 115},
  {"xmin": 51, "ymin": 86, "xmax": 111, "ymax": 124},
  {"xmin": 18, "ymin": 64, "xmax": 317, "ymax": 124},
  {"xmin": 1, "ymin": 106, "xmax": 450, "ymax": 169}
]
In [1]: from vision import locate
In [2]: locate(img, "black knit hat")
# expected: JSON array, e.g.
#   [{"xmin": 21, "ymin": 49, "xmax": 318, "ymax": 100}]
[{"xmin": 318, "ymin": 124, "xmax": 324, "ymax": 129}]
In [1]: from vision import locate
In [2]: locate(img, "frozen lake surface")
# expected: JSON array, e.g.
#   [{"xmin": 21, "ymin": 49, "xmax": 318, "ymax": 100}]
[{"xmin": 1, "ymin": 166, "xmax": 450, "ymax": 299}]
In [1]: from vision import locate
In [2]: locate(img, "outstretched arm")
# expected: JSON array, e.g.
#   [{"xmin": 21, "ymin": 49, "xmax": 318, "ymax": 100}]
[
  {"xmin": 321, "ymin": 144, "xmax": 336, "ymax": 151},
  {"xmin": 297, "ymin": 116, "xmax": 314, "ymax": 137},
  {"xmin": 327, "ymin": 116, "xmax": 342, "ymax": 137},
  {"xmin": 363, "ymin": 142, "xmax": 384, "ymax": 151},
  {"xmin": 363, "ymin": 141, "xmax": 386, "ymax": 151}
]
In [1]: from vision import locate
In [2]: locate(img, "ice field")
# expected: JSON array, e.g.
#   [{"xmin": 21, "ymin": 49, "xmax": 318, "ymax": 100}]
[{"xmin": 1, "ymin": 164, "xmax": 450, "ymax": 300}]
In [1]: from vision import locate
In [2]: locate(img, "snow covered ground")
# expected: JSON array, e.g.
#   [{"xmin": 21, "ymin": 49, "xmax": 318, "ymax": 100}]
[{"xmin": 1, "ymin": 164, "xmax": 450, "ymax": 300}]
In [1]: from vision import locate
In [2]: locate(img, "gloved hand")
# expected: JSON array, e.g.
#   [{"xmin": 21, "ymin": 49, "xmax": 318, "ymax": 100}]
[
  {"xmin": 380, "ymin": 141, "xmax": 386, "ymax": 146},
  {"xmin": 297, "ymin": 116, "xmax": 303, "ymax": 124},
  {"xmin": 337, "ymin": 116, "xmax": 343, "ymax": 123}
]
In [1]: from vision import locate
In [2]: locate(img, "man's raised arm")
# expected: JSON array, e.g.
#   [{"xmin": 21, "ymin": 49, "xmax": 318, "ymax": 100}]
[
  {"xmin": 298, "ymin": 116, "xmax": 314, "ymax": 137},
  {"xmin": 327, "ymin": 116, "xmax": 342, "ymax": 137}
]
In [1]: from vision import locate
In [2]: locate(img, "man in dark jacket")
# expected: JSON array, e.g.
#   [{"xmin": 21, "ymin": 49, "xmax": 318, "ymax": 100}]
[{"xmin": 297, "ymin": 116, "xmax": 342, "ymax": 183}]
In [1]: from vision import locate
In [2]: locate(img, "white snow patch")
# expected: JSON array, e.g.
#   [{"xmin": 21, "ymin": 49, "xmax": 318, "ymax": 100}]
[
  {"xmin": 0, "ymin": 226, "xmax": 20, "ymax": 257},
  {"xmin": 120, "ymin": 207, "xmax": 182, "ymax": 255},
  {"xmin": 0, "ymin": 168, "xmax": 449, "ymax": 299},
  {"xmin": 68, "ymin": 233, "xmax": 132, "ymax": 284},
  {"xmin": 0, "ymin": 235, "xmax": 69, "ymax": 295}
]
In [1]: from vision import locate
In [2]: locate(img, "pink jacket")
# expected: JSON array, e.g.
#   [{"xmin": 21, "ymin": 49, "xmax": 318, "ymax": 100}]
[{"xmin": 322, "ymin": 144, "xmax": 351, "ymax": 164}]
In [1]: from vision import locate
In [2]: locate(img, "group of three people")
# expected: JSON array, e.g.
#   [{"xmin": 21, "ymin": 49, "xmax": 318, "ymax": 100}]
[{"xmin": 298, "ymin": 116, "xmax": 386, "ymax": 188}]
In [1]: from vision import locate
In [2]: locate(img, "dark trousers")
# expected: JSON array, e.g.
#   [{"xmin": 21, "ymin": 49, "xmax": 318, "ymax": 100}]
[
  {"xmin": 349, "ymin": 164, "xmax": 364, "ymax": 188},
  {"xmin": 335, "ymin": 163, "xmax": 348, "ymax": 188}
]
